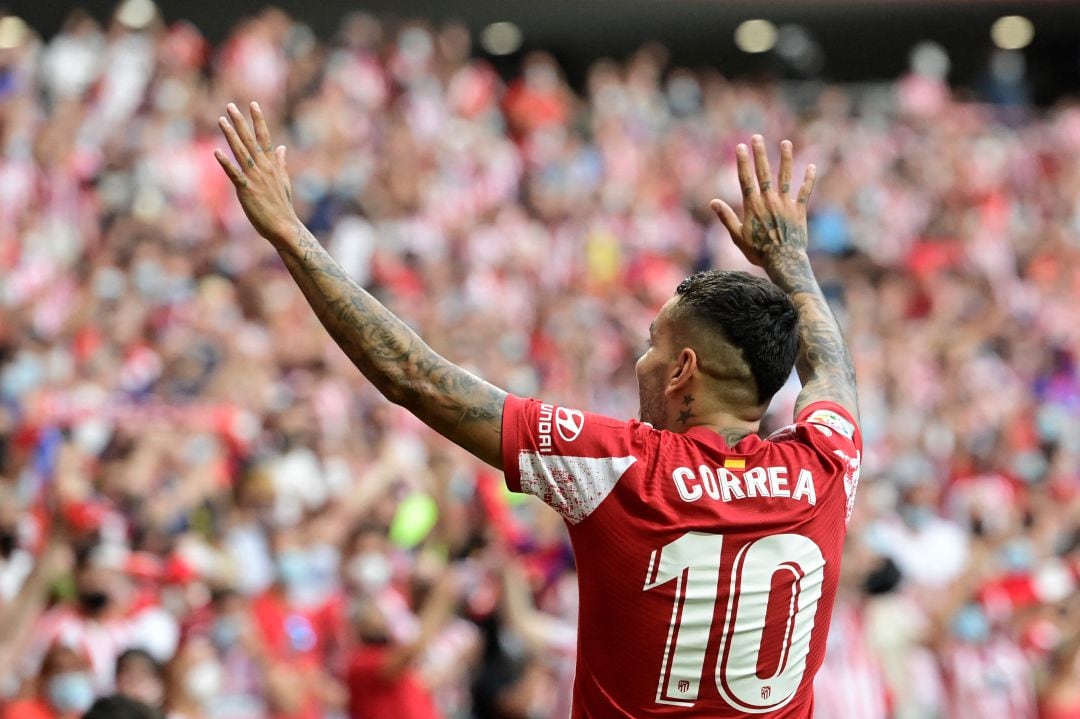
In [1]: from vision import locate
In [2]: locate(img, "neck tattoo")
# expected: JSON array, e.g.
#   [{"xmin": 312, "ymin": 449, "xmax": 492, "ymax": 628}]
[
  {"xmin": 720, "ymin": 428, "xmax": 751, "ymax": 446},
  {"xmin": 677, "ymin": 395, "xmax": 696, "ymax": 425}
]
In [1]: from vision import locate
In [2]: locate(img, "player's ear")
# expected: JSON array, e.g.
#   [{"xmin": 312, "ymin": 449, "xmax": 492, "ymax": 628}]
[{"xmin": 667, "ymin": 348, "xmax": 697, "ymax": 393}]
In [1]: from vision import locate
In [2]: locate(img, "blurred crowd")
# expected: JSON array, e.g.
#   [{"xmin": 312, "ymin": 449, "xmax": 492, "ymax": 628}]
[{"xmin": 0, "ymin": 3, "xmax": 1078, "ymax": 719}]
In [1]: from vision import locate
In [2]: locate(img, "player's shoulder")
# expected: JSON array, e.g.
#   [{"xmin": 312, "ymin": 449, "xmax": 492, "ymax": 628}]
[
  {"xmin": 766, "ymin": 401, "xmax": 860, "ymax": 447},
  {"xmin": 800, "ymin": 403, "xmax": 858, "ymax": 440}
]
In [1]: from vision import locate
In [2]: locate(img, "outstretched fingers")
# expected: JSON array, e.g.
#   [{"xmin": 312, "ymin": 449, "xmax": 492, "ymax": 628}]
[
  {"xmin": 778, "ymin": 140, "xmax": 793, "ymax": 196},
  {"xmin": 797, "ymin": 164, "xmax": 817, "ymax": 206},
  {"xmin": 710, "ymin": 199, "xmax": 742, "ymax": 238},
  {"xmin": 250, "ymin": 101, "xmax": 274, "ymax": 155},
  {"xmin": 736, "ymin": 143, "xmax": 757, "ymax": 200},
  {"xmin": 275, "ymin": 145, "xmax": 288, "ymax": 175},
  {"xmin": 213, "ymin": 149, "xmax": 246, "ymax": 187},
  {"xmin": 751, "ymin": 134, "xmax": 773, "ymax": 192},
  {"xmin": 219, "ymin": 115, "xmax": 253, "ymax": 170},
  {"xmin": 226, "ymin": 103, "xmax": 261, "ymax": 163},
  {"xmin": 275, "ymin": 145, "xmax": 292, "ymax": 200}
]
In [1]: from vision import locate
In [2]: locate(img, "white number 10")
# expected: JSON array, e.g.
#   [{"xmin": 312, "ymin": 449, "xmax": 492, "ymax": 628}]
[{"xmin": 643, "ymin": 532, "xmax": 825, "ymax": 713}]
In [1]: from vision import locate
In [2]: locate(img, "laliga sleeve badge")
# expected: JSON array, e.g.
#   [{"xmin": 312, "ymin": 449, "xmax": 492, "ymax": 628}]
[{"xmin": 806, "ymin": 410, "xmax": 855, "ymax": 440}]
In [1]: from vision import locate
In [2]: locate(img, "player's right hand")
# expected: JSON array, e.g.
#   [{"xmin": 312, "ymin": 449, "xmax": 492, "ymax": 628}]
[
  {"xmin": 214, "ymin": 101, "xmax": 298, "ymax": 245},
  {"xmin": 709, "ymin": 134, "xmax": 816, "ymax": 268}
]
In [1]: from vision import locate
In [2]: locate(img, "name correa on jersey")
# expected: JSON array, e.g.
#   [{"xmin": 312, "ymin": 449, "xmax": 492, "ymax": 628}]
[
  {"xmin": 501, "ymin": 395, "xmax": 863, "ymax": 719},
  {"xmin": 671, "ymin": 464, "xmax": 817, "ymax": 505}
]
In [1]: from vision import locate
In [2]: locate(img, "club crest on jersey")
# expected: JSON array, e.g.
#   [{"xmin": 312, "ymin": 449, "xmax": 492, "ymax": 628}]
[
  {"xmin": 806, "ymin": 409, "xmax": 855, "ymax": 440},
  {"xmin": 537, "ymin": 403, "xmax": 585, "ymax": 452}
]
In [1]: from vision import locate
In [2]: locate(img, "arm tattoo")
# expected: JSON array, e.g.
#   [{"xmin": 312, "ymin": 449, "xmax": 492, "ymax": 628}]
[
  {"xmin": 749, "ymin": 216, "xmax": 808, "ymax": 255},
  {"xmin": 766, "ymin": 248, "xmax": 858, "ymax": 420},
  {"xmin": 278, "ymin": 223, "xmax": 506, "ymax": 465}
]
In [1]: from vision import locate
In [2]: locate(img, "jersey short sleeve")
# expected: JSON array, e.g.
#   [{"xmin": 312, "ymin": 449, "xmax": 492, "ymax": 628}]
[
  {"xmin": 500, "ymin": 395, "xmax": 653, "ymax": 524},
  {"xmin": 792, "ymin": 401, "xmax": 863, "ymax": 524}
]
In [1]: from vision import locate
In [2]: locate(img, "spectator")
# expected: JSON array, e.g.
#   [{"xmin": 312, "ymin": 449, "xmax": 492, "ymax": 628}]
[
  {"xmin": 28, "ymin": 543, "xmax": 178, "ymax": 692},
  {"xmin": 344, "ymin": 568, "xmax": 460, "ymax": 719},
  {"xmin": 2, "ymin": 644, "xmax": 97, "ymax": 719},
  {"xmin": 113, "ymin": 650, "xmax": 165, "ymax": 713}
]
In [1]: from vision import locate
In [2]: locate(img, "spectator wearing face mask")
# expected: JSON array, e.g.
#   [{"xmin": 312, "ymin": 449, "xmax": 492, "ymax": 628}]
[
  {"xmin": 340, "ymin": 525, "xmax": 417, "ymax": 641},
  {"xmin": 343, "ymin": 526, "xmax": 395, "ymax": 596},
  {"xmin": 202, "ymin": 587, "xmax": 300, "ymax": 719},
  {"xmin": 2, "ymin": 644, "xmax": 96, "ymax": 719},
  {"xmin": 346, "ymin": 567, "xmax": 461, "ymax": 719},
  {"xmin": 249, "ymin": 528, "xmax": 346, "ymax": 719},
  {"xmin": 869, "ymin": 482, "xmax": 970, "ymax": 589},
  {"xmin": 939, "ymin": 603, "xmax": 1037, "ymax": 719},
  {"xmin": 27, "ymin": 545, "xmax": 179, "ymax": 692},
  {"xmin": 164, "ymin": 637, "xmax": 222, "ymax": 719}
]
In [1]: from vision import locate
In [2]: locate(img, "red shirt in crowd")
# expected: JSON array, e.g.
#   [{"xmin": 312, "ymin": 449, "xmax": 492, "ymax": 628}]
[
  {"xmin": 345, "ymin": 645, "xmax": 442, "ymax": 719},
  {"xmin": 500, "ymin": 396, "xmax": 862, "ymax": 718},
  {"xmin": 1, "ymin": 700, "xmax": 55, "ymax": 719},
  {"xmin": 251, "ymin": 591, "xmax": 342, "ymax": 719}
]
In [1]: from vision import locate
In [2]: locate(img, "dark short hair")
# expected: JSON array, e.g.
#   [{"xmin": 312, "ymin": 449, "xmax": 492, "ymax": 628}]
[
  {"xmin": 82, "ymin": 696, "xmax": 162, "ymax": 719},
  {"xmin": 674, "ymin": 270, "xmax": 799, "ymax": 402},
  {"xmin": 115, "ymin": 648, "xmax": 162, "ymax": 679}
]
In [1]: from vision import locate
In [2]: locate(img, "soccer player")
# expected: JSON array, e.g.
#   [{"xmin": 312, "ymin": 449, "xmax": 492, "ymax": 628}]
[{"xmin": 215, "ymin": 102, "xmax": 860, "ymax": 718}]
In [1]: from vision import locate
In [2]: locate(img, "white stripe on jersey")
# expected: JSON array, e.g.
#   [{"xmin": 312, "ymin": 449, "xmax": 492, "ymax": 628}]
[{"xmin": 518, "ymin": 453, "xmax": 636, "ymax": 524}]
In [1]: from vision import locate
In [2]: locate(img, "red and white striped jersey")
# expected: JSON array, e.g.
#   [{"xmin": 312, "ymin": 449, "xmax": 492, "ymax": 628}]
[
  {"xmin": 26, "ymin": 605, "xmax": 179, "ymax": 691},
  {"xmin": 500, "ymin": 395, "xmax": 862, "ymax": 718},
  {"xmin": 942, "ymin": 639, "xmax": 1037, "ymax": 719},
  {"xmin": 812, "ymin": 599, "xmax": 889, "ymax": 719}
]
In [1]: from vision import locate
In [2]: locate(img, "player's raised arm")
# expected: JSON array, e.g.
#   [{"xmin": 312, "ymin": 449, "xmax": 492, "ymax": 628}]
[
  {"xmin": 710, "ymin": 135, "xmax": 858, "ymax": 421},
  {"xmin": 214, "ymin": 102, "xmax": 506, "ymax": 466}
]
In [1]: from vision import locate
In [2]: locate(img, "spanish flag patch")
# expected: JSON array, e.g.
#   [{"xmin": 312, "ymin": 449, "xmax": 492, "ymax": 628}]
[{"xmin": 723, "ymin": 457, "xmax": 746, "ymax": 470}]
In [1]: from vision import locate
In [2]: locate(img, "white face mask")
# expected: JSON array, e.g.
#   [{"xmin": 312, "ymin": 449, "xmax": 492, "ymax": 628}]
[
  {"xmin": 184, "ymin": 660, "xmax": 223, "ymax": 702},
  {"xmin": 46, "ymin": 672, "xmax": 96, "ymax": 714},
  {"xmin": 348, "ymin": 552, "xmax": 391, "ymax": 591}
]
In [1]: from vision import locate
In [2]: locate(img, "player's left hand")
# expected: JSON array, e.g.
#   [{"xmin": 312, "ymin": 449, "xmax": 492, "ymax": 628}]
[
  {"xmin": 215, "ymin": 101, "xmax": 298, "ymax": 245},
  {"xmin": 710, "ymin": 134, "xmax": 816, "ymax": 268}
]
